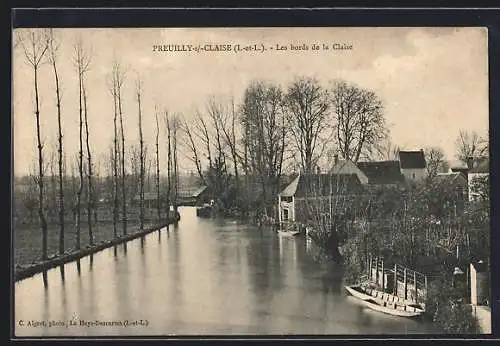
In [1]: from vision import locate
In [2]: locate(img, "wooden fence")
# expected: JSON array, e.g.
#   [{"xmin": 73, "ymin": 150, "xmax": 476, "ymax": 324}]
[{"xmin": 366, "ymin": 255, "xmax": 428, "ymax": 305}]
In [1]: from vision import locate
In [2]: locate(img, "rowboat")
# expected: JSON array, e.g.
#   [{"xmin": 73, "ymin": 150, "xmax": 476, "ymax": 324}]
[
  {"xmin": 345, "ymin": 285, "xmax": 425, "ymax": 318},
  {"xmin": 277, "ymin": 229, "xmax": 302, "ymax": 237}
]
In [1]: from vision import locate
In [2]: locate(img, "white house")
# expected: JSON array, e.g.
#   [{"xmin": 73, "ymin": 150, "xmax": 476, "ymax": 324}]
[{"xmin": 398, "ymin": 150, "xmax": 427, "ymax": 181}]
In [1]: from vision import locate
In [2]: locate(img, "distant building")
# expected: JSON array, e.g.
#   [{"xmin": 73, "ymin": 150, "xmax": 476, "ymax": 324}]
[
  {"xmin": 328, "ymin": 155, "xmax": 369, "ymax": 185},
  {"xmin": 398, "ymin": 149, "xmax": 427, "ymax": 181},
  {"xmin": 278, "ymin": 173, "xmax": 364, "ymax": 225},
  {"xmin": 177, "ymin": 185, "xmax": 209, "ymax": 206},
  {"xmin": 356, "ymin": 160, "xmax": 406, "ymax": 186}
]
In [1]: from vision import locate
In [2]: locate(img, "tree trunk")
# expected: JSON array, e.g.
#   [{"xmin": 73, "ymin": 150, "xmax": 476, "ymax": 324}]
[
  {"xmin": 34, "ymin": 66, "xmax": 48, "ymax": 259},
  {"xmin": 173, "ymin": 123, "xmax": 178, "ymax": 214},
  {"xmin": 76, "ymin": 68, "xmax": 84, "ymax": 251},
  {"xmin": 118, "ymin": 88, "xmax": 127, "ymax": 235},
  {"xmin": 166, "ymin": 113, "xmax": 171, "ymax": 218},
  {"xmin": 112, "ymin": 80, "xmax": 119, "ymax": 238},
  {"xmin": 155, "ymin": 112, "xmax": 161, "ymax": 222},
  {"xmin": 137, "ymin": 83, "xmax": 145, "ymax": 231},
  {"xmin": 52, "ymin": 53, "xmax": 65, "ymax": 254},
  {"xmin": 83, "ymin": 80, "xmax": 93, "ymax": 245}
]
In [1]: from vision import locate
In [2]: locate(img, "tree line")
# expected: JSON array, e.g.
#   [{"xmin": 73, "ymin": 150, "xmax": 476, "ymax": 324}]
[
  {"xmin": 15, "ymin": 29, "xmax": 182, "ymax": 259},
  {"xmin": 14, "ymin": 29, "xmax": 489, "ymax": 261}
]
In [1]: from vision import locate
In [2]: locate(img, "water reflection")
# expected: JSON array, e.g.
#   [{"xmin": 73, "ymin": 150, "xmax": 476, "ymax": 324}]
[
  {"xmin": 59, "ymin": 265, "xmax": 65, "ymax": 283},
  {"xmin": 15, "ymin": 207, "xmax": 438, "ymax": 336}
]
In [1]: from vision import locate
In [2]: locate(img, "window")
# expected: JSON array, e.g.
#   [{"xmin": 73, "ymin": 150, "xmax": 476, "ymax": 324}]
[
  {"xmin": 281, "ymin": 196, "xmax": 293, "ymax": 203},
  {"xmin": 283, "ymin": 209, "xmax": 289, "ymax": 221},
  {"xmin": 412, "ymin": 173, "xmax": 416, "ymax": 179}
]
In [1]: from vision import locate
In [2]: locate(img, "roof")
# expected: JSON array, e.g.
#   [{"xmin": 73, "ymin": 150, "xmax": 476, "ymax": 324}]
[
  {"xmin": 280, "ymin": 174, "xmax": 300, "ymax": 197},
  {"xmin": 178, "ymin": 185, "xmax": 208, "ymax": 198},
  {"xmin": 328, "ymin": 160, "xmax": 369, "ymax": 184},
  {"xmin": 279, "ymin": 173, "xmax": 363, "ymax": 197},
  {"xmin": 434, "ymin": 172, "xmax": 467, "ymax": 186},
  {"xmin": 357, "ymin": 161, "xmax": 405, "ymax": 185},
  {"xmin": 399, "ymin": 150, "xmax": 426, "ymax": 169},
  {"xmin": 469, "ymin": 158, "xmax": 489, "ymax": 174}
]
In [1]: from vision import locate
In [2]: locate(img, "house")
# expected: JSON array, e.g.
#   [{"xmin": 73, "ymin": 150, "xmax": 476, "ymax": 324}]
[
  {"xmin": 398, "ymin": 149, "xmax": 427, "ymax": 181},
  {"xmin": 356, "ymin": 160, "xmax": 405, "ymax": 186},
  {"xmin": 278, "ymin": 173, "xmax": 364, "ymax": 225},
  {"xmin": 178, "ymin": 185, "xmax": 209, "ymax": 206},
  {"xmin": 328, "ymin": 155, "xmax": 369, "ymax": 184},
  {"xmin": 468, "ymin": 158, "xmax": 489, "ymax": 202}
]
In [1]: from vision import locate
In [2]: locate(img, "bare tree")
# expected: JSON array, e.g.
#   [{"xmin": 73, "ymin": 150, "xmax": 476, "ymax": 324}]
[
  {"xmin": 283, "ymin": 77, "xmax": 330, "ymax": 175},
  {"xmin": 209, "ymin": 96, "xmax": 242, "ymax": 186},
  {"xmin": 330, "ymin": 80, "xmax": 387, "ymax": 163},
  {"xmin": 241, "ymin": 81, "xmax": 287, "ymax": 217},
  {"xmin": 180, "ymin": 115, "xmax": 207, "ymax": 185},
  {"xmin": 165, "ymin": 111, "xmax": 172, "ymax": 214},
  {"xmin": 47, "ymin": 29, "xmax": 66, "ymax": 254},
  {"xmin": 206, "ymin": 98, "xmax": 229, "ymax": 202},
  {"xmin": 376, "ymin": 138, "xmax": 400, "ymax": 161},
  {"xmin": 83, "ymin": 70, "xmax": 94, "ymax": 245},
  {"xmin": 425, "ymin": 146, "xmax": 448, "ymax": 178},
  {"xmin": 171, "ymin": 114, "xmax": 181, "ymax": 213},
  {"xmin": 108, "ymin": 62, "xmax": 124, "ymax": 238},
  {"xmin": 73, "ymin": 36, "xmax": 91, "ymax": 249},
  {"xmin": 155, "ymin": 109, "xmax": 161, "ymax": 221},
  {"xmin": 18, "ymin": 29, "xmax": 50, "ymax": 259},
  {"xmin": 454, "ymin": 129, "xmax": 488, "ymax": 168},
  {"xmin": 136, "ymin": 77, "xmax": 145, "ymax": 231},
  {"xmin": 117, "ymin": 63, "xmax": 127, "ymax": 235}
]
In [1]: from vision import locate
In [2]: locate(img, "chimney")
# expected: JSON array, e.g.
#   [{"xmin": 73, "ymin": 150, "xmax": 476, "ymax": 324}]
[
  {"xmin": 466, "ymin": 156, "xmax": 474, "ymax": 169},
  {"xmin": 334, "ymin": 154, "xmax": 339, "ymax": 164}
]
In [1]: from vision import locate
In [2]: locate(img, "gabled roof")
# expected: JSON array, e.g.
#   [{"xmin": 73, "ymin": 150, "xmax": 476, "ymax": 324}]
[
  {"xmin": 279, "ymin": 174, "xmax": 301, "ymax": 197},
  {"xmin": 469, "ymin": 157, "xmax": 489, "ymax": 174},
  {"xmin": 191, "ymin": 185, "xmax": 208, "ymax": 197},
  {"xmin": 399, "ymin": 150, "xmax": 426, "ymax": 169},
  {"xmin": 357, "ymin": 161, "xmax": 405, "ymax": 185},
  {"xmin": 328, "ymin": 160, "xmax": 369, "ymax": 184},
  {"xmin": 279, "ymin": 173, "xmax": 363, "ymax": 197}
]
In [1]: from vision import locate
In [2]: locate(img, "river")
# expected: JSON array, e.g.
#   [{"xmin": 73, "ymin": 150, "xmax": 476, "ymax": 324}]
[{"xmin": 15, "ymin": 206, "xmax": 440, "ymax": 336}]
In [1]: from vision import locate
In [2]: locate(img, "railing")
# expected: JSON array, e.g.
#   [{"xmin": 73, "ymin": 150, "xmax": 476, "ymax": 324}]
[{"xmin": 366, "ymin": 255, "xmax": 428, "ymax": 305}]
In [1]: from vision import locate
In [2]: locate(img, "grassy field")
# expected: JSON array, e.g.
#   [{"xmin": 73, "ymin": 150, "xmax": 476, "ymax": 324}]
[{"xmin": 13, "ymin": 218, "xmax": 163, "ymax": 270}]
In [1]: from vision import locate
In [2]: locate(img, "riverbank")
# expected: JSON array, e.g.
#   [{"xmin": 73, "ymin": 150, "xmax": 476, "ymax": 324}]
[{"xmin": 14, "ymin": 211, "xmax": 180, "ymax": 282}]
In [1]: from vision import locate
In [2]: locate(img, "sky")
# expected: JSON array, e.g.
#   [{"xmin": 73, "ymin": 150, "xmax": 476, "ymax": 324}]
[{"xmin": 12, "ymin": 27, "xmax": 489, "ymax": 177}]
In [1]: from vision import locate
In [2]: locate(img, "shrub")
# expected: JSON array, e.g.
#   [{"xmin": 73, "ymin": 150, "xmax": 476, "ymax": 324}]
[{"xmin": 426, "ymin": 278, "xmax": 480, "ymax": 334}]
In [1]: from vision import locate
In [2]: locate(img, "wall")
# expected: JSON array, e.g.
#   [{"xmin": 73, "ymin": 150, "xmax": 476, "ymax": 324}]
[
  {"xmin": 401, "ymin": 168, "xmax": 427, "ymax": 181},
  {"xmin": 471, "ymin": 305, "xmax": 492, "ymax": 334}
]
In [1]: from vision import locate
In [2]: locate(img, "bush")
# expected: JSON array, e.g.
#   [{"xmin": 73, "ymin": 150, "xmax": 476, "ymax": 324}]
[{"xmin": 426, "ymin": 278, "xmax": 480, "ymax": 334}]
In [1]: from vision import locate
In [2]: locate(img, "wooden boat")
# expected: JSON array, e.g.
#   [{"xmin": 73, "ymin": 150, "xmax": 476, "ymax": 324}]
[
  {"xmin": 345, "ymin": 285, "xmax": 425, "ymax": 318},
  {"xmin": 277, "ymin": 229, "xmax": 302, "ymax": 237}
]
